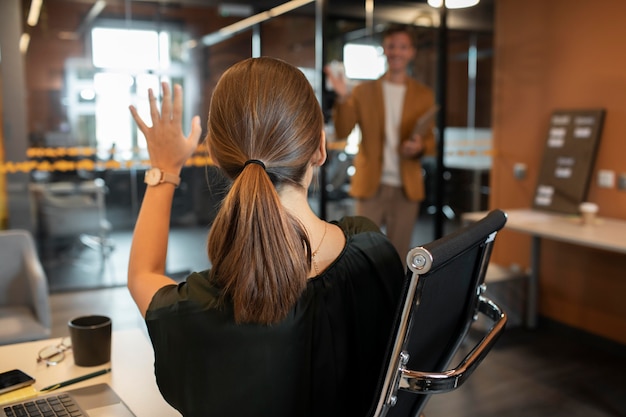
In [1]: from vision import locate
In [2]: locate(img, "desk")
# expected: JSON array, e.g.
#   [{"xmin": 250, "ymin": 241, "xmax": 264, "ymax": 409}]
[
  {"xmin": 0, "ymin": 329, "xmax": 180, "ymax": 416},
  {"xmin": 463, "ymin": 208, "xmax": 626, "ymax": 328}
]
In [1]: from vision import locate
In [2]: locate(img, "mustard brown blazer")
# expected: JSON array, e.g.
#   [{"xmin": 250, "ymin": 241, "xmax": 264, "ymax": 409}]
[{"xmin": 332, "ymin": 76, "xmax": 436, "ymax": 202}]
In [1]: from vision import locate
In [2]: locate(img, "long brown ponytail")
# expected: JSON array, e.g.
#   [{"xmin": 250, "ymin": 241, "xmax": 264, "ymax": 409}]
[{"xmin": 206, "ymin": 57, "xmax": 323, "ymax": 325}]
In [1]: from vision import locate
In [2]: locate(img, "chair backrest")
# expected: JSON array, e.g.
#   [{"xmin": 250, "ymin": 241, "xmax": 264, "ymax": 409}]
[
  {"xmin": 370, "ymin": 209, "xmax": 508, "ymax": 417},
  {"xmin": 34, "ymin": 180, "xmax": 107, "ymax": 237},
  {"xmin": 0, "ymin": 229, "xmax": 51, "ymax": 328}
]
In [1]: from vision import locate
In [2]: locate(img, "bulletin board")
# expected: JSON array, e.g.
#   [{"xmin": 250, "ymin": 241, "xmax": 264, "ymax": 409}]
[{"xmin": 533, "ymin": 108, "xmax": 605, "ymax": 214}]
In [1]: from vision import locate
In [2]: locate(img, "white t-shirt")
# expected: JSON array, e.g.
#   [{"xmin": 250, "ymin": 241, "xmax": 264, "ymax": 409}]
[{"xmin": 381, "ymin": 80, "xmax": 406, "ymax": 187}]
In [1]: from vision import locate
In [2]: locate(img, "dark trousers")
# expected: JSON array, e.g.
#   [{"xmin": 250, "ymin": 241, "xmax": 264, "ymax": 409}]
[{"xmin": 356, "ymin": 184, "xmax": 420, "ymax": 265}]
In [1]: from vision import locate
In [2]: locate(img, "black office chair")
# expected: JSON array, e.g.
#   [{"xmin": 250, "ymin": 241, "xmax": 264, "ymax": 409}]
[{"xmin": 370, "ymin": 209, "xmax": 508, "ymax": 417}]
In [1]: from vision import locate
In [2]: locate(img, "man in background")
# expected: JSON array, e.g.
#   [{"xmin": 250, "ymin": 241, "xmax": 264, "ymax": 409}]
[{"xmin": 325, "ymin": 25, "xmax": 437, "ymax": 260}]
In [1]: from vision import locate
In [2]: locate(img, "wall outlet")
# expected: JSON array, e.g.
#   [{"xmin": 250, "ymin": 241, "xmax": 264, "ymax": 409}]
[
  {"xmin": 618, "ymin": 173, "xmax": 626, "ymax": 191},
  {"xmin": 513, "ymin": 163, "xmax": 527, "ymax": 180},
  {"xmin": 598, "ymin": 169, "xmax": 615, "ymax": 188}
]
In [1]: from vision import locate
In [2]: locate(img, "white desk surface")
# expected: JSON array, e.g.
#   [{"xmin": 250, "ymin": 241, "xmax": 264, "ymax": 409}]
[
  {"xmin": 0, "ymin": 329, "xmax": 180, "ymax": 416},
  {"xmin": 463, "ymin": 208, "xmax": 626, "ymax": 254}
]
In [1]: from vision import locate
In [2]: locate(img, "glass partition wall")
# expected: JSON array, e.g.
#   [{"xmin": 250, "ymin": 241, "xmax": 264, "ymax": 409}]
[
  {"xmin": 12, "ymin": 0, "xmax": 493, "ymax": 242},
  {"xmin": 323, "ymin": 15, "xmax": 494, "ymax": 241}
]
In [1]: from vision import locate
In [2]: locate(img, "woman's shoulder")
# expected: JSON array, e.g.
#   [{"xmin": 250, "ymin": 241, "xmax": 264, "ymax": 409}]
[
  {"xmin": 333, "ymin": 215, "xmax": 382, "ymax": 235},
  {"xmin": 146, "ymin": 270, "xmax": 222, "ymax": 318},
  {"xmin": 333, "ymin": 216, "xmax": 397, "ymax": 257},
  {"xmin": 324, "ymin": 216, "xmax": 402, "ymax": 276}
]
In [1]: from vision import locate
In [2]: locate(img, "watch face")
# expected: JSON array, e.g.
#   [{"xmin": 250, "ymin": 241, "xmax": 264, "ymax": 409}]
[{"xmin": 145, "ymin": 168, "xmax": 161, "ymax": 185}]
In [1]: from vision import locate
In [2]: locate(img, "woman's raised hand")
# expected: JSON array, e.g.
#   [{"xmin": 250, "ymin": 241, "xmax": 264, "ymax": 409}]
[{"xmin": 129, "ymin": 82, "xmax": 202, "ymax": 174}]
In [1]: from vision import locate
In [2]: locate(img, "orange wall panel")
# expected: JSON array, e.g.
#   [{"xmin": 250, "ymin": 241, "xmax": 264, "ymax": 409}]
[{"xmin": 492, "ymin": 0, "xmax": 626, "ymax": 343}]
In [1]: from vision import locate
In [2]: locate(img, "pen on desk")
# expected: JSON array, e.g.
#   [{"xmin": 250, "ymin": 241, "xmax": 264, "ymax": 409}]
[{"xmin": 39, "ymin": 368, "xmax": 112, "ymax": 393}]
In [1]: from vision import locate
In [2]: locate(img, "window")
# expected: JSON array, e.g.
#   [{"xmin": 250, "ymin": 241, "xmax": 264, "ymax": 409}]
[
  {"xmin": 92, "ymin": 28, "xmax": 170, "ymax": 70},
  {"xmin": 64, "ymin": 22, "xmax": 192, "ymax": 161},
  {"xmin": 343, "ymin": 43, "xmax": 386, "ymax": 80}
]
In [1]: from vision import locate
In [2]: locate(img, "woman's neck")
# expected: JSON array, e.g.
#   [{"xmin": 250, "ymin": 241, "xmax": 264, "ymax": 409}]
[
  {"xmin": 280, "ymin": 184, "xmax": 319, "ymax": 226},
  {"xmin": 280, "ymin": 182, "xmax": 346, "ymax": 277}
]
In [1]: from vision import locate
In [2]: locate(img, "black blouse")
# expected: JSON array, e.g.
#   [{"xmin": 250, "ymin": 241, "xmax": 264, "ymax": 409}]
[{"xmin": 145, "ymin": 216, "xmax": 404, "ymax": 417}]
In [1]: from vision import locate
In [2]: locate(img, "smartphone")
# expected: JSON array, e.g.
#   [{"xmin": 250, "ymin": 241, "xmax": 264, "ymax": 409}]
[{"xmin": 0, "ymin": 369, "xmax": 36, "ymax": 395}]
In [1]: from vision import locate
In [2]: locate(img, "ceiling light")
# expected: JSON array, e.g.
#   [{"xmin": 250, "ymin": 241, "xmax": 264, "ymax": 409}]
[
  {"xmin": 20, "ymin": 33, "xmax": 31, "ymax": 54},
  {"xmin": 27, "ymin": 0, "xmax": 43, "ymax": 27},
  {"xmin": 427, "ymin": 0, "xmax": 480, "ymax": 9}
]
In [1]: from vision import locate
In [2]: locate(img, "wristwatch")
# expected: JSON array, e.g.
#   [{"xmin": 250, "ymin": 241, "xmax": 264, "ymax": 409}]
[{"xmin": 144, "ymin": 167, "xmax": 181, "ymax": 187}]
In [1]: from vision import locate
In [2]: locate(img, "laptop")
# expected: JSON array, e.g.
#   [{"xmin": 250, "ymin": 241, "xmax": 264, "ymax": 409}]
[{"xmin": 1, "ymin": 383, "xmax": 135, "ymax": 417}]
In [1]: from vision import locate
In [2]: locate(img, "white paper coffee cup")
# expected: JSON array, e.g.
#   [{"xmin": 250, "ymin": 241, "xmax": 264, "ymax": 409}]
[{"xmin": 579, "ymin": 202, "xmax": 598, "ymax": 225}]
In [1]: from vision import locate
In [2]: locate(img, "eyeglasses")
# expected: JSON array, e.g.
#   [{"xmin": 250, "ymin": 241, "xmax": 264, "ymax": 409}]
[{"xmin": 37, "ymin": 337, "xmax": 72, "ymax": 366}]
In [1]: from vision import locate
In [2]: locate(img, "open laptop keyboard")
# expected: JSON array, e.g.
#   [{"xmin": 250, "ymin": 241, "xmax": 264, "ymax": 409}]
[{"xmin": 2, "ymin": 393, "xmax": 85, "ymax": 417}]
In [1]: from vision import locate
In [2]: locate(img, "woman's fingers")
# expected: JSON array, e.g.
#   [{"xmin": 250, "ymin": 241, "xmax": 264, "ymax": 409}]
[
  {"xmin": 148, "ymin": 88, "xmax": 160, "ymax": 124},
  {"xmin": 172, "ymin": 84, "xmax": 183, "ymax": 123},
  {"xmin": 188, "ymin": 115, "xmax": 203, "ymax": 146},
  {"xmin": 136, "ymin": 83, "xmax": 184, "ymax": 127},
  {"xmin": 129, "ymin": 105, "xmax": 149, "ymax": 135},
  {"xmin": 160, "ymin": 82, "xmax": 172, "ymax": 120},
  {"xmin": 131, "ymin": 82, "xmax": 200, "ymax": 160}
]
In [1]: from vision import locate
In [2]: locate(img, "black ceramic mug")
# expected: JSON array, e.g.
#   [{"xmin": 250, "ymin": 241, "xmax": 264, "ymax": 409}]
[{"xmin": 68, "ymin": 315, "xmax": 112, "ymax": 366}]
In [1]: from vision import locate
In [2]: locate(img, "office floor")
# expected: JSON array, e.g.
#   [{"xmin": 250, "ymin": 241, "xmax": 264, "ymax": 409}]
[
  {"xmin": 42, "ymin": 227, "xmax": 211, "ymax": 292},
  {"xmin": 42, "ymin": 198, "xmax": 453, "ymax": 293},
  {"xmin": 45, "ymin": 211, "xmax": 626, "ymax": 417}
]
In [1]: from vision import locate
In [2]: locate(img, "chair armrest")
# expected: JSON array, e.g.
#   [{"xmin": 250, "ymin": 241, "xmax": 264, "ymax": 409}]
[{"xmin": 398, "ymin": 296, "xmax": 507, "ymax": 394}]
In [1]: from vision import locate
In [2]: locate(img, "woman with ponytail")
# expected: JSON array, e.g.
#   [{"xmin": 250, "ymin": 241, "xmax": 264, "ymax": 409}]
[{"xmin": 128, "ymin": 57, "xmax": 404, "ymax": 417}]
